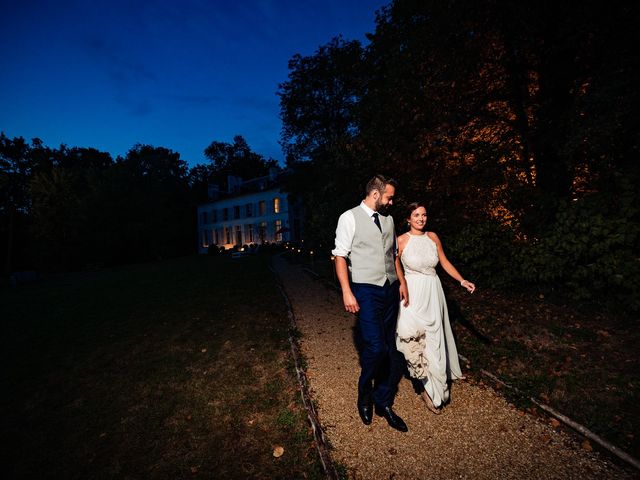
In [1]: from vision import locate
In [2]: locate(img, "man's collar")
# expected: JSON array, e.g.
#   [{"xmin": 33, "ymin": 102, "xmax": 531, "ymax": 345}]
[{"xmin": 359, "ymin": 201, "xmax": 376, "ymax": 217}]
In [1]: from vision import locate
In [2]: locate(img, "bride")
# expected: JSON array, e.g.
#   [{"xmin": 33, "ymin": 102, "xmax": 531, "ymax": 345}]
[{"xmin": 395, "ymin": 202, "xmax": 475, "ymax": 414}]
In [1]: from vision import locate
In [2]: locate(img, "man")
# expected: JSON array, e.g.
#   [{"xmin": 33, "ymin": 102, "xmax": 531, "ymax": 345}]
[{"xmin": 332, "ymin": 174, "xmax": 409, "ymax": 432}]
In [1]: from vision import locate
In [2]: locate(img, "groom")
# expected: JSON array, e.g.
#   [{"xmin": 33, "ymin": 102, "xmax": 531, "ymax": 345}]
[{"xmin": 332, "ymin": 174, "xmax": 409, "ymax": 432}]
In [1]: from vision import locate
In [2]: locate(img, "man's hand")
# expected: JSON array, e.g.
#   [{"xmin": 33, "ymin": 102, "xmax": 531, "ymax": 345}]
[
  {"xmin": 342, "ymin": 291, "xmax": 360, "ymax": 313},
  {"xmin": 399, "ymin": 282, "xmax": 409, "ymax": 307},
  {"xmin": 335, "ymin": 256, "xmax": 359, "ymax": 313}
]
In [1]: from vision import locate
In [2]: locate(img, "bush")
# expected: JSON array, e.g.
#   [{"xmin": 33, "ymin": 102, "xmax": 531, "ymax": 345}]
[
  {"xmin": 519, "ymin": 193, "xmax": 640, "ymax": 310},
  {"xmin": 449, "ymin": 170, "xmax": 640, "ymax": 312},
  {"xmin": 448, "ymin": 219, "xmax": 520, "ymax": 289}
]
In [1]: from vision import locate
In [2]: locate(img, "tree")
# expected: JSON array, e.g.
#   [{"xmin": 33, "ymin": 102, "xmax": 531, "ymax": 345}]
[
  {"xmin": 29, "ymin": 146, "xmax": 114, "ymax": 269},
  {"xmin": 0, "ymin": 134, "xmax": 34, "ymax": 273},
  {"xmin": 3, "ymin": 135, "xmax": 218, "ymax": 272},
  {"xmin": 279, "ymin": 36, "xmax": 366, "ymax": 163},
  {"xmin": 203, "ymin": 135, "xmax": 278, "ymax": 192},
  {"xmin": 110, "ymin": 144, "xmax": 193, "ymax": 263},
  {"xmin": 278, "ymin": 37, "xmax": 368, "ymax": 244},
  {"xmin": 0, "ymin": 135, "xmax": 61, "ymax": 272},
  {"xmin": 277, "ymin": 0, "xmax": 639, "ymax": 309}
]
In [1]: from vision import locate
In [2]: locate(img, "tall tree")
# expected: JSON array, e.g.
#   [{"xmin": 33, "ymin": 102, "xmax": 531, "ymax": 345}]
[
  {"xmin": 278, "ymin": 36, "xmax": 368, "ymax": 244},
  {"xmin": 279, "ymin": 36, "xmax": 366, "ymax": 163},
  {"xmin": 111, "ymin": 144, "xmax": 193, "ymax": 263},
  {"xmin": 29, "ymin": 146, "xmax": 114, "ymax": 269},
  {"xmin": 203, "ymin": 135, "xmax": 278, "ymax": 192}
]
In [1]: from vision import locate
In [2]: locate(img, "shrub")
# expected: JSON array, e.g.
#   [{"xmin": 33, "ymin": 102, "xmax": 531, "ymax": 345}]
[
  {"xmin": 448, "ymin": 219, "xmax": 520, "ymax": 289},
  {"xmin": 448, "ymin": 169, "xmax": 640, "ymax": 312},
  {"xmin": 519, "ymin": 192, "xmax": 640, "ymax": 310}
]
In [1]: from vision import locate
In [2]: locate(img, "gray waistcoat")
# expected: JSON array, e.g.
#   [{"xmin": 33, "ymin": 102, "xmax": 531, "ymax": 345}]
[{"xmin": 349, "ymin": 206, "xmax": 397, "ymax": 286}]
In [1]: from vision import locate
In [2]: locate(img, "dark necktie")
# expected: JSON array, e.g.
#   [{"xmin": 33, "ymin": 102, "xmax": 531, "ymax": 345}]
[{"xmin": 372, "ymin": 212, "xmax": 382, "ymax": 232}]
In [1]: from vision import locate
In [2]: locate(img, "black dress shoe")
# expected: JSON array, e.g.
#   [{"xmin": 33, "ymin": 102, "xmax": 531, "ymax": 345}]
[
  {"xmin": 375, "ymin": 405, "xmax": 408, "ymax": 432},
  {"xmin": 357, "ymin": 402, "xmax": 373, "ymax": 425}
]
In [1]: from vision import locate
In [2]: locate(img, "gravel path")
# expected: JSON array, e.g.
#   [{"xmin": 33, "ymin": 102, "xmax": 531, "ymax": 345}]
[{"xmin": 272, "ymin": 256, "xmax": 631, "ymax": 480}]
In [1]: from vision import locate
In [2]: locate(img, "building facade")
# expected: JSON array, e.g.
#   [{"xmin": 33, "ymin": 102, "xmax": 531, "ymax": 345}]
[{"xmin": 196, "ymin": 172, "xmax": 302, "ymax": 253}]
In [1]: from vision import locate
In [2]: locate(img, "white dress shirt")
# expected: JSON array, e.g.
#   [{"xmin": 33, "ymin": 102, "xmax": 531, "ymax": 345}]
[{"xmin": 332, "ymin": 201, "xmax": 392, "ymax": 257}]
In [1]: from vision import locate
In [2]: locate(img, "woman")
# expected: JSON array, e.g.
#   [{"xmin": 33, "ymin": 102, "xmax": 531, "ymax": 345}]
[{"xmin": 395, "ymin": 202, "xmax": 475, "ymax": 414}]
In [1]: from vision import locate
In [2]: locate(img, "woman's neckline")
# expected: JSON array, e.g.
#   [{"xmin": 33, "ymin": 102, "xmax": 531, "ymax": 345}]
[{"xmin": 407, "ymin": 231, "xmax": 428, "ymax": 237}]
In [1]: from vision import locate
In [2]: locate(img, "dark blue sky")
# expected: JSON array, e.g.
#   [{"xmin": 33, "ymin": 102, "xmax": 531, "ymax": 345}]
[{"xmin": 1, "ymin": 0, "xmax": 387, "ymax": 167}]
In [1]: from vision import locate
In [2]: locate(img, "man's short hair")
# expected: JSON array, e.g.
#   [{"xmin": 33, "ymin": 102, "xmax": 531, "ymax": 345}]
[{"xmin": 365, "ymin": 174, "xmax": 397, "ymax": 196}]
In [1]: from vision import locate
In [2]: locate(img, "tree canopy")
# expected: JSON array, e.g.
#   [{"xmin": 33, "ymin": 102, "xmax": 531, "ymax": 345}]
[
  {"xmin": 0, "ymin": 132, "xmax": 284, "ymax": 273},
  {"xmin": 278, "ymin": 0, "xmax": 640, "ymax": 309},
  {"xmin": 203, "ymin": 135, "xmax": 279, "ymax": 192}
]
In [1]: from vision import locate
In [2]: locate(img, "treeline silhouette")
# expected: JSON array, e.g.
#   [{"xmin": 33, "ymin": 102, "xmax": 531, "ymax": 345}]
[
  {"xmin": 0, "ymin": 135, "xmax": 276, "ymax": 274},
  {"xmin": 277, "ymin": 0, "xmax": 639, "ymax": 311}
]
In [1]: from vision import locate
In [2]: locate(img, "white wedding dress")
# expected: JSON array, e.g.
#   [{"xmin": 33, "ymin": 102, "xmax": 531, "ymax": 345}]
[{"xmin": 396, "ymin": 233, "xmax": 463, "ymax": 407}]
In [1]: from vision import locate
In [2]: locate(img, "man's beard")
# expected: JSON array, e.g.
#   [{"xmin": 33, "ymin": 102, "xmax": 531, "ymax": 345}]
[{"xmin": 376, "ymin": 200, "xmax": 391, "ymax": 215}]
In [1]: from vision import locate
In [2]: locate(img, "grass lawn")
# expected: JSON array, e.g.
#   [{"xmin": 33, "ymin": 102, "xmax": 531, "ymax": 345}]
[{"xmin": 1, "ymin": 254, "xmax": 322, "ymax": 479}]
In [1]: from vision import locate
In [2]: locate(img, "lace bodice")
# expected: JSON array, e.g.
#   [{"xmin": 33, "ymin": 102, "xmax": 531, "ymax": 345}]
[{"xmin": 400, "ymin": 233, "xmax": 439, "ymax": 276}]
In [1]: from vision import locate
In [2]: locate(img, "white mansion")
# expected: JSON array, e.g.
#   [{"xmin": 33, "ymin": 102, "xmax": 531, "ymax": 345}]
[{"xmin": 197, "ymin": 170, "xmax": 302, "ymax": 253}]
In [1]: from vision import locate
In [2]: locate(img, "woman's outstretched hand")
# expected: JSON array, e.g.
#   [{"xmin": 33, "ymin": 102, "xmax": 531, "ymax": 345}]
[{"xmin": 460, "ymin": 279, "xmax": 476, "ymax": 294}]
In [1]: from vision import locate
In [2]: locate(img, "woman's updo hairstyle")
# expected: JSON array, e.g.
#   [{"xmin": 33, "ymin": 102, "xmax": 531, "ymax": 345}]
[{"xmin": 405, "ymin": 201, "xmax": 427, "ymax": 221}]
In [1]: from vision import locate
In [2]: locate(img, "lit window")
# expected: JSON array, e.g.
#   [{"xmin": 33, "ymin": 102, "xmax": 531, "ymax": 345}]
[
  {"xmin": 275, "ymin": 220, "xmax": 282, "ymax": 242},
  {"xmin": 259, "ymin": 201, "xmax": 266, "ymax": 215},
  {"xmin": 235, "ymin": 225, "xmax": 242, "ymax": 245},
  {"xmin": 246, "ymin": 224, "xmax": 254, "ymax": 243},
  {"xmin": 273, "ymin": 197, "xmax": 280, "ymax": 213}
]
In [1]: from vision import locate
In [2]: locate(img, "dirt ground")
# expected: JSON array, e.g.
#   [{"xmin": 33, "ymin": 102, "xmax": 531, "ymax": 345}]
[{"xmin": 272, "ymin": 255, "xmax": 634, "ymax": 480}]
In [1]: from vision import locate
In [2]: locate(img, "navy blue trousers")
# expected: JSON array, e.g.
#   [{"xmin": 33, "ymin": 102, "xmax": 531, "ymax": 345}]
[{"xmin": 352, "ymin": 280, "xmax": 404, "ymax": 408}]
